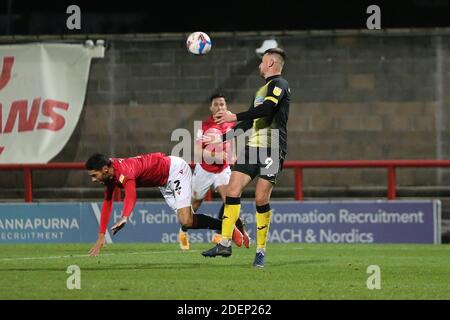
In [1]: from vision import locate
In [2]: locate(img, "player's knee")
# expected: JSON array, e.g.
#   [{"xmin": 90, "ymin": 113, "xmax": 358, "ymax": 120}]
[
  {"xmin": 226, "ymin": 185, "xmax": 242, "ymax": 198},
  {"xmin": 255, "ymin": 194, "xmax": 270, "ymax": 206}
]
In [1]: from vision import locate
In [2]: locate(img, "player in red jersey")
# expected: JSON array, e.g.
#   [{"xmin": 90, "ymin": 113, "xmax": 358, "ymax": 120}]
[
  {"xmin": 85, "ymin": 152, "xmax": 243, "ymax": 257},
  {"xmin": 178, "ymin": 94, "xmax": 250, "ymax": 250}
]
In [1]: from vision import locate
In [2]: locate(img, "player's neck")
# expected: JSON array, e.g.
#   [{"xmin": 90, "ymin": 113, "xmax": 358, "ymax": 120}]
[{"xmin": 264, "ymin": 72, "xmax": 281, "ymax": 80}]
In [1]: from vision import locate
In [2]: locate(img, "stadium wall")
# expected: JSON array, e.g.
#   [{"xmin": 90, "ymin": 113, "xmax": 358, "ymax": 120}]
[{"xmin": 2, "ymin": 30, "xmax": 450, "ymax": 194}]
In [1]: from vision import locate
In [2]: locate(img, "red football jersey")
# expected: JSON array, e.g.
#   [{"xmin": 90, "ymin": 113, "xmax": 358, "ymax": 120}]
[
  {"xmin": 200, "ymin": 116, "xmax": 236, "ymax": 173},
  {"xmin": 97, "ymin": 153, "xmax": 171, "ymax": 233},
  {"xmin": 111, "ymin": 152, "xmax": 171, "ymax": 188}
]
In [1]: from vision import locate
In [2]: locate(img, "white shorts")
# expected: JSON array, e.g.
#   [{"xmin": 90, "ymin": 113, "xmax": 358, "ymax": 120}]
[
  {"xmin": 192, "ymin": 163, "xmax": 231, "ymax": 200},
  {"xmin": 159, "ymin": 156, "xmax": 192, "ymax": 211}
]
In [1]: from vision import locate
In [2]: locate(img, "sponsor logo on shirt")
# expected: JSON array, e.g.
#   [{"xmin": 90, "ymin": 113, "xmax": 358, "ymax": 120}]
[
  {"xmin": 273, "ymin": 86, "xmax": 282, "ymax": 96},
  {"xmin": 254, "ymin": 96, "xmax": 264, "ymax": 106}
]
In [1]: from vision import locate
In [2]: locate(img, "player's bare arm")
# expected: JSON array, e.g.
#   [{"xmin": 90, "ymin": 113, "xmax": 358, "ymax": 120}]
[{"xmin": 89, "ymin": 232, "xmax": 106, "ymax": 257}]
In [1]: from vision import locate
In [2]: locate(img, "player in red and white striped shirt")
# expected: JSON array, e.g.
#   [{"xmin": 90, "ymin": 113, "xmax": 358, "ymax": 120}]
[{"xmin": 85, "ymin": 152, "xmax": 243, "ymax": 256}]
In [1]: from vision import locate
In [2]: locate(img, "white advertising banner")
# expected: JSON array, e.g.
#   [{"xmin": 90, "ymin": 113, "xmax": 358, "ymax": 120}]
[{"xmin": 0, "ymin": 43, "xmax": 104, "ymax": 163}]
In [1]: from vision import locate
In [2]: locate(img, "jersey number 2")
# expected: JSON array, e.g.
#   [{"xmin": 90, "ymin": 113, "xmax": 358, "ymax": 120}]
[{"xmin": 174, "ymin": 180, "xmax": 181, "ymax": 192}]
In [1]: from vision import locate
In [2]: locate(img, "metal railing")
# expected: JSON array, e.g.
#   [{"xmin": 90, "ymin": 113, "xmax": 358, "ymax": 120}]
[{"xmin": 2, "ymin": 160, "xmax": 450, "ymax": 202}]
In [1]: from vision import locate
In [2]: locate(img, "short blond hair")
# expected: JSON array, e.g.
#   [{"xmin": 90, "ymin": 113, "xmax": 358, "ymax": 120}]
[{"xmin": 264, "ymin": 48, "xmax": 286, "ymax": 68}]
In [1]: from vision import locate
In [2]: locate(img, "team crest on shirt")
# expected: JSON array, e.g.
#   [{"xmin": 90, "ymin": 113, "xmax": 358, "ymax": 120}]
[
  {"xmin": 119, "ymin": 174, "xmax": 125, "ymax": 184},
  {"xmin": 273, "ymin": 86, "xmax": 282, "ymax": 96}
]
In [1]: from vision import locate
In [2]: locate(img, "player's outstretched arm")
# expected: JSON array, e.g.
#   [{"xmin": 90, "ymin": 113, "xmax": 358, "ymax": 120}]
[
  {"xmin": 89, "ymin": 186, "xmax": 114, "ymax": 257},
  {"xmin": 110, "ymin": 180, "xmax": 136, "ymax": 235},
  {"xmin": 89, "ymin": 232, "xmax": 106, "ymax": 257}
]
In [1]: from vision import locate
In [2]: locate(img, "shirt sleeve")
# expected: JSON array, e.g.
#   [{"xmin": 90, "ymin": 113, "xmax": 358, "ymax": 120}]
[
  {"xmin": 98, "ymin": 185, "xmax": 114, "ymax": 234},
  {"xmin": 236, "ymin": 79, "xmax": 286, "ymax": 121},
  {"xmin": 221, "ymin": 120, "xmax": 253, "ymax": 141},
  {"xmin": 235, "ymin": 101, "xmax": 275, "ymax": 121},
  {"xmin": 121, "ymin": 179, "xmax": 137, "ymax": 218}
]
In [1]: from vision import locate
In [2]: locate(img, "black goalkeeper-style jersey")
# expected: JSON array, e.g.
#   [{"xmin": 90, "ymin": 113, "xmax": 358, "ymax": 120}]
[{"xmin": 236, "ymin": 75, "xmax": 290, "ymax": 159}]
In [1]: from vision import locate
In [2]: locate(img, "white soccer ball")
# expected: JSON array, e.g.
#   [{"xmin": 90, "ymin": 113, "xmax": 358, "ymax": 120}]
[{"xmin": 186, "ymin": 31, "xmax": 212, "ymax": 55}]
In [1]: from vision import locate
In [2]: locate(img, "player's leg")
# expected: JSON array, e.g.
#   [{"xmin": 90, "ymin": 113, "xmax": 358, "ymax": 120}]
[
  {"xmin": 253, "ymin": 177, "xmax": 274, "ymax": 267},
  {"xmin": 201, "ymin": 170, "xmax": 253, "ymax": 257},
  {"xmin": 215, "ymin": 185, "xmax": 226, "ymax": 220},
  {"xmin": 191, "ymin": 164, "xmax": 212, "ymax": 213},
  {"xmin": 220, "ymin": 171, "xmax": 253, "ymax": 244},
  {"xmin": 208, "ymin": 168, "xmax": 230, "ymax": 243},
  {"xmin": 209, "ymin": 184, "xmax": 226, "ymax": 244},
  {"xmin": 191, "ymin": 198, "xmax": 203, "ymax": 213},
  {"xmin": 159, "ymin": 184, "xmax": 190, "ymax": 250},
  {"xmin": 173, "ymin": 158, "xmax": 220, "ymax": 249},
  {"xmin": 172, "ymin": 157, "xmax": 225, "ymax": 232},
  {"xmin": 179, "ymin": 164, "xmax": 210, "ymax": 240},
  {"xmin": 210, "ymin": 166, "xmax": 230, "ymax": 236},
  {"xmin": 182, "ymin": 162, "xmax": 243, "ymax": 247},
  {"xmin": 179, "ymin": 197, "xmax": 201, "ymax": 233},
  {"xmin": 215, "ymin": 171, "xmax": 250, "ymax": 248},
  {"xmin": 208, "ymin": 183, "xmax": 247, "ymax": 246},
  {"xmin": 202, "ymin": 145, "xmax": 259, "ymax": 257}
]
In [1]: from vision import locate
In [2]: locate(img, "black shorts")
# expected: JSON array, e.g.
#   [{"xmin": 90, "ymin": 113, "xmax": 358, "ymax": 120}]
[{"xmin": 231, "ymin": 146, "xmax": 284, "ymax": 184}]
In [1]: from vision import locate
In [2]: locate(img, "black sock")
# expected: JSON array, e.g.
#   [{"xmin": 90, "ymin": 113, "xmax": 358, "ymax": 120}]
[
  {"xmin": 217, "ymin": 204, "xmax": 225, "ymax": 220},
  {"xmin": 181, "ymin": 225, "xmax": 188, "ymax": 232},
  {"xmin": 235, "ymin": 218, "xmax": 244, "ymax": 234},
  {"xmin": 187, "ymin": 214, "xmax": 222, "ymax": 231},
  {"xmin": 215, "ymin": 204, "xmax": 225, "ymax": 235}
]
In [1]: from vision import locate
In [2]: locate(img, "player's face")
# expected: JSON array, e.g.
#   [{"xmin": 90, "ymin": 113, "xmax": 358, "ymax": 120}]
[
  {"xmin": 210, "ymin": 97, "xmax": 227, "ymax": 115},
  {"xmin": 259, "ymin": 54, "xmax": 275, "ymax": 78},
  {"xmin": 259, "ymin": 54, "xmax": 271, "ymax": 77},
  {"xmin": 88, "ymin": 167, "xmax": 112, "ymax": 185}
]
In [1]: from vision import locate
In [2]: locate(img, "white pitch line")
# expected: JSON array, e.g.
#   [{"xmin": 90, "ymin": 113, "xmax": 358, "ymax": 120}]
[
  {"xmin": 0, "ymin": 246, "xmax": 308, "ymax": 262},
  {"xmin": 0, "ymin": 249, "xmax": 201, "ymax": 262}
]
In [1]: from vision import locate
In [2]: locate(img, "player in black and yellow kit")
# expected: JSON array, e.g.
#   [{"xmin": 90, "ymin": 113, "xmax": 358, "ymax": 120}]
[{"xmin": 201, "ymin": 48, "xmax": 290, "ymax": 267}]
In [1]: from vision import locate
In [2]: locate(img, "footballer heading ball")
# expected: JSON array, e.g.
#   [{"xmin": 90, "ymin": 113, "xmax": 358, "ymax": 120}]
[{"xmin": 186, "ymin": 31, "xmax": 212, "ymax": 55}]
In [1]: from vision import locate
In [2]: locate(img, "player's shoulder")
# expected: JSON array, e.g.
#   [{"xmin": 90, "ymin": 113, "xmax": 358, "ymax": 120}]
[
  {"xmin": 110, "ymin": 157, "xmax": 122, "ymax": 167},
  {"xmin": 111, "ymin": 157, "xmax": 131, "ymax": 172},
  {"xmin": 202, "ymin": 115, "xmax": 214, "ymax": 125},
  {"xmin": 270, "ymin": 76, "xmax": 289, "ymax": 88},
  {"xmin": 109, "ymin": 159, "xmax": 127, "ymax": 182},
  {"xmin": 224, "ymin": 121, "xmax": 236, "ymax": 130},
  {"xmin": 141, "ymin": 152, "xmax": 166, "ymax": 158},
  {"xmin": 203, "ymin": 117, "xmax": 221, "ymax": 132}
]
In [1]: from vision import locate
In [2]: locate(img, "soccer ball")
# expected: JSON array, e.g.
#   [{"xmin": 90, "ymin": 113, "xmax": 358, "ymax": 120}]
[{"xmin": 186, "ymin": 32, "xmax": 212, "ymax": 55}]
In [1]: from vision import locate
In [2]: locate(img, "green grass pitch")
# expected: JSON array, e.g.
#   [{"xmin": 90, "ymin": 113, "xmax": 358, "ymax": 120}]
[{"xmin": 0, "ymin": 243, "xmax": 449, "ymax": 300}]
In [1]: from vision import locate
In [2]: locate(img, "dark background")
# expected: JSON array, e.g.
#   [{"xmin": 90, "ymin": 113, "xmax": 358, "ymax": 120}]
[{"xmin": 1, "ymin": 0, "xmax": 450, "ymax": 35}]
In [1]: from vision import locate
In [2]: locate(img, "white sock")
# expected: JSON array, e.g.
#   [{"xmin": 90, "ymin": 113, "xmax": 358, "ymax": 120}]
[{"xmin": 220, "ymin": 239, "xmax": 232, "ymax": 247}]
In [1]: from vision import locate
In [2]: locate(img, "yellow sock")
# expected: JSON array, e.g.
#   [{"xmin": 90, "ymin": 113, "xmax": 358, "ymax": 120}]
[
  {"xmin": 221, "ymin": 204, "xmax": 240, "ymax": 240},
  {"xmin": 256, "ymin": 210, "xmax": 272, "ymax": 250}
]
